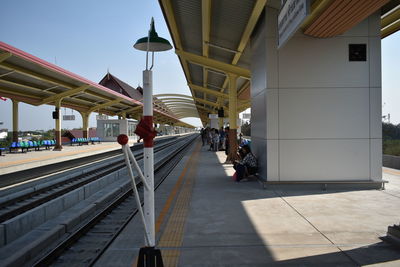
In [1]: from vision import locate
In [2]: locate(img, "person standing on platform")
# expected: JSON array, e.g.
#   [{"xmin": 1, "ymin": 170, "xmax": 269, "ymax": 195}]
[
  {"xmin": 213, "ymin": 128, "xmax": 219, "ymax": 151},
  {"xmin": 224, "ymin": 127, "xmax": 230, "ymax": 162},
  {"xmin": 219, "ymin": 127, "xmax": 226, "ymax": 151},
  {"xmin": 201, "ymin": 128, "xmax": 207, "ymax": 146}
]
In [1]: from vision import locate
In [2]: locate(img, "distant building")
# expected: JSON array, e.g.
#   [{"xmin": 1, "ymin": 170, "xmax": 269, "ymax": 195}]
[
  {"xmin": 99, "ymin": 72, "xmax": 143, "ymax": 101},
  {"xmin": 96, "ymin": 73, "xmax": 142, "ymax": 141},
  {"xmin": 0, "ymin": 129, "xmax": 8, "ymax": 140}
]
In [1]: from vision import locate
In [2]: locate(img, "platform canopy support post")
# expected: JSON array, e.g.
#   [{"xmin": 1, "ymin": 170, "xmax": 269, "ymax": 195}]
[
  {"xmin": 228, "ymin": 73, "xmax": 238, "ymax": 161},
  {"xmin": 53, "ymin": 98, "xmax": 63, "ymax": 151},
  {"xmin": 80, "ymin": 111, "xmax": 91, "ymax": 139},
  {"xmin": 12, "ymin": 99, "xmax": 19, "ymax": 142}
]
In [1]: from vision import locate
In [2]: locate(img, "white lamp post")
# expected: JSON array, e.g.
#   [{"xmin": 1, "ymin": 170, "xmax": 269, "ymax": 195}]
[{"xmin": 133, "ymin": 17, "xmax": 172, "ymax": 266}]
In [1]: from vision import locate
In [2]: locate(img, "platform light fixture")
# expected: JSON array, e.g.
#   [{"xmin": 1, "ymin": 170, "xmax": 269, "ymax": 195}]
[{"xmin": 133, "ymin": 17, "xmax": 172, "ymax": 266}]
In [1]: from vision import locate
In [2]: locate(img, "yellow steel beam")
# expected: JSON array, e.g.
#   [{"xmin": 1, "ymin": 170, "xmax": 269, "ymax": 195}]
[
  {"xmin": 189, "ymin": 83, "xmax": 229, "ymax": 98},
  {"xmin": 85, "ymin": 90, "xmax": 117, "ymax": 102},
  {"xmin": 194, "ymin": 96, "xmax": 219, "ymax": 107},
  {"xmin": 232, "ymin": 0, "xmax": 266, "ymax": 65},
  {"xmin": 0, "ymin": 87, "xmax": 40, "ymax": 102},
  {"xmin": 0, "ymin": 62, "xmax": 76, "ymax": 89},
  {"xmin": 39, "ymin": 84, "xmax": 90, "ymax": 105},
  {"xmin": 175, "ymin": 50, "xmax": 251, "ymax": 79},
  {"xmin": 228, "ymin": 74, "xmax": 238, "ymax": 129},
  {"xmin": 0, "ymin": 78, "xmax": 55, "ymax": 94},
  {"xmin": 301, "ymin": 0, "xmax": 335, "ymax": 30},
  {"xmin": 220, "ymin": 0, "xmax": 266, "ymax": 91},
  {"xmin": 154, "ymin": 93, "xmax": 194, "ymax": 99},
  {"xmin": 0, "ymin": 78, "xmax": 97, "ymax": 107},
  {"xmin": 172, "ymin": 110, "xmax": 199, "ymax": 115},
  {"xmin": 117, "ymin": 105, "xmax": 142, "ymax": 116},
  {"xmin": 167, "ymin": 106, "xmax": 198, "ymax": 111},
  {"xmin": 381, "ymin": 7, "xmax": 400, "ymax": 28},
  {"xmin": 0, "ymin": 52, "xmax": 12, "ymax": 63},
  {"xmin": 158, "ymin": 105, "xmax": 194, "ymax": 110},
  {"xmin": 160, "ymin": 0, "xmax": 192, "ymax": 85},
  {"xmin": 154, "ymin": 98, "xmax": 195, "ymax": 103},
  {"xmin": 202, "ymin": 0, "xmax": 211, "ymax": 89},
  {"xmin": 382, "ymin": 19, "xmax": 400, "ymax": 38},
  {"xmin": 88, "ymin": 99, "xmax": 121, "ymax": 113}
]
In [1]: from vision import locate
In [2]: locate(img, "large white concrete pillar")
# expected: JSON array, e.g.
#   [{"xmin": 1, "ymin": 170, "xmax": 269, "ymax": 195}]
[{"xmin": 251, "ymin": 7, "xmax": 382, "ymax": 182}]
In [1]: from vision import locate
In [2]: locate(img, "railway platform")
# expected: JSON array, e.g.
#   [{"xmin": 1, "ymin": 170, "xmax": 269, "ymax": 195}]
[
  {"xmin": 95, "ymin": 139, "xmax": 400, "ymax": 267},
  {"xmin": 0, "ymin": 141, "xmax": 136, "ymax": 176}
]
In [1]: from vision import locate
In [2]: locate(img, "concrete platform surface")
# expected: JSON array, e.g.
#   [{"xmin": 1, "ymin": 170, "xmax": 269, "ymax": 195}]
[{"xmin": 96, "ymin": 140, "xmax": 400, "ymax": 267}]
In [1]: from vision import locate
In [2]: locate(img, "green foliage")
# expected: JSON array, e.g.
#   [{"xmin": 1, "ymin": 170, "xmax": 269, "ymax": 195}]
[
  {"xmin": 42, "ymin": 129, "xmax": 55, "ymax": 140},
  {"xmin": 0, "ymin": 133, "xmax": 12, "ymax": 148},
  {"xmin": 383, "ymin": 140, "xmax": 400, "ymax": 156},
  {"xmin": 382, "ymin": 122, "xmax": 400, "ymax": 156}
]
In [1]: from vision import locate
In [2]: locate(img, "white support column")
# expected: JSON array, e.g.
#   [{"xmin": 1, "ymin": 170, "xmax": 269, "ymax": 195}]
[{"xmin": 251, "ymin": 7, "xmax": 382, "ymax": 183}]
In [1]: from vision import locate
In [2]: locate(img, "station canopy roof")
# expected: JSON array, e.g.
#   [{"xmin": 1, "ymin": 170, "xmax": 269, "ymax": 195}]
[
  {"xmin": 0, "ymin": 41, "xmax": 194, "ymax": 128},
  {"xmin": 158, "ymin": 0, "xmax": 400, "ymax": 125}
]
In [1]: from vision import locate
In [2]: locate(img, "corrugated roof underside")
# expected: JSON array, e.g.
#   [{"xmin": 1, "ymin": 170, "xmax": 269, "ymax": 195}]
[
  {"xmin": 172, "ymin": 0, "xmax": 202, "ymax": 55},
  {"xmin": 207, "ymin": 71, "xmax": 226, "ymax": 90},
  {"xmin": 7, "ymin": 56, "xmax": 83, "ymax": 88},
  {"xmin": 210, "ymin": 0, "xmax": 255, "ymax": 63},
  {"xmin": 188, "ymin": 63, "xmax": 203, "ymax": 86}
]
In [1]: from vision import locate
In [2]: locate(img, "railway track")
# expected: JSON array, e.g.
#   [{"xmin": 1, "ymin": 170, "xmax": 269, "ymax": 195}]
[
  {"xmin": 0, "ymin": 136, "xmax": 182, "ymax": 223},
  {"xmin": 0, "ymin": 134, "xmax": 198, "ymax": 267}
]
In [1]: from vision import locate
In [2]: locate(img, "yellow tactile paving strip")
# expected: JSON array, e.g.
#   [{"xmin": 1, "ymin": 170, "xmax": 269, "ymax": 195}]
[
  {"xmin": 0, "ymin": 143, "xmax": 120, "ymax": 168},
  {"xmin": 156, "ymin": 141, "xmax": 201, "ymax": 267},
  {"xmin": 383, "ymin": 168, "xmax": 400, "ymax": 176}
]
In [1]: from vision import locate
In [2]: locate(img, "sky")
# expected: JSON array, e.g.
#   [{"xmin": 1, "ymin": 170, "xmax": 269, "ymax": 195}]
[
  {"xmin": 0, "ymin": 0, "xmax": 201, "ymax": 130},
  {"xmin": 0, "ymin": 1, "xmax": 399, "ymax": 131}
]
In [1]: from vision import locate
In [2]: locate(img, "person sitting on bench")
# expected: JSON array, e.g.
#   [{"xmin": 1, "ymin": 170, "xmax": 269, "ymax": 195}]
[{"xmin": 233, "ymin": 145, "xmax": 258, "ymax": 182}]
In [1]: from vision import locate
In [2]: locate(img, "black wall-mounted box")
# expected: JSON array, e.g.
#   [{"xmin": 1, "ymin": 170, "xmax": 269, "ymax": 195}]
[{"xmin": 349, "ymin": 44, "xmax": 367, "ymax": 61}]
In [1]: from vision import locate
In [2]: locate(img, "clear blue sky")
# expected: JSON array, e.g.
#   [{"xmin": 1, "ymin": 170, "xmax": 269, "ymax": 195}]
[
  {"xmin": 0, "ymin": 1, "xmax": 399, "ymax": 130},
  {"xmin": 0, "ymin": 0, "xmax": 201, "ymax": 130}
]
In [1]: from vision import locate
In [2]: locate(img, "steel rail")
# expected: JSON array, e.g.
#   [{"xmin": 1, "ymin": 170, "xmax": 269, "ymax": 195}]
[
  {"xmin": 33, "ymin": 134, "xmax": 198, "ymax": 266},
  {"xmin": 0, "ymin": 136, "xmax": 185, "ymax": 223}
]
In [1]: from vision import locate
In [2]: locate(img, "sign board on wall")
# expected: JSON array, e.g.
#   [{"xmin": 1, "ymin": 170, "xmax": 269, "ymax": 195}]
[
  {"xmin": 242, "ymin": 113, "xmax": 251, "ymax": 120},
  {"xmin": 63, "ymin": 115, "xmax": 75, "ymax": 121},
  {"xmin": 208, "ymin": 114, "xmax": 218, "ymax": 119},
  {"xmin": 96, "ymin": 115, "xmax": 109, "ymax": 120},
  {"xmin": 278, "ymin": 0, "xmax": 310, "ymax": 49}
]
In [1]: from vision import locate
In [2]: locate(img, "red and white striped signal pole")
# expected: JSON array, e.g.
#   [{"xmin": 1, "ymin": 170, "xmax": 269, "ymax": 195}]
[{"xmin": 133, "ymin": 18, "xmax": 172, "ymax": 266}]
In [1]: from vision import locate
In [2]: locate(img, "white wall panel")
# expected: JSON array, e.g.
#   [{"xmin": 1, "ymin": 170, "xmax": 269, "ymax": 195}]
[
  {"xmin": 279, "ymin": 88, "xmax": 370, "ymax": 139},
  {"xmin": 250, "ymin": 20, "xmax": 266, "ymax": 98},
  {"xmin": 265, "ymin": 7, "xmax": 278, "ymax": 38},
  {"xmin": 267, "ymin": 140, "xmax": 279, "ymax": 181},
  {"xmin": 370, "ymin": 139, "xmax": 382, "ymax": 180},
  {"xmin": 251, "ymin": 90, "xmax": 266, "ymax": 139},
  {"xmin": 279, "ymin": 139, "xmax": 370, "ymax": 181},
  {"xmin": 369, "ymin": 37, "xmax": 382, "ymax": 88},
  {"xmin": 368, "ymin": 12, "xmax": 381, "ymax": 37},
  {"xmin": 340, "ymin": 17, "xmax": 369, "ymax": 37},
  {"xmin": 251, "ymin": 136, "xmax": 267, "ymax": 180},
  {"xmin": 266, "ymin": 89, "xmax": 279, "ymax": 139},
  {"xmin": 266, "ymin": 38, "xmax": 279, "ymax": 89},
  {"xmin": 279, "ymin": 37, "xmax": 370, "ymax": 88},
  {"xmin": 370, "ymin": 87, "xmax": 382, "ymax": 138}
]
